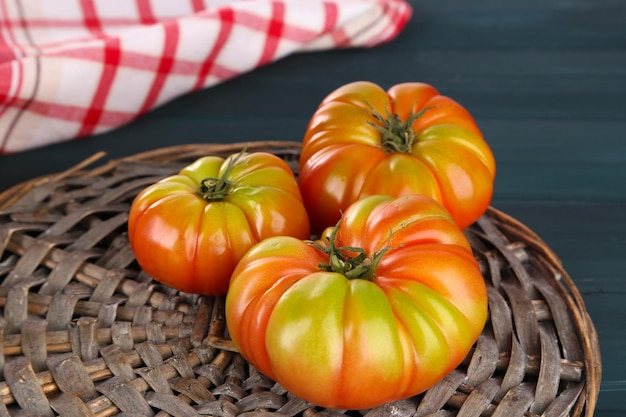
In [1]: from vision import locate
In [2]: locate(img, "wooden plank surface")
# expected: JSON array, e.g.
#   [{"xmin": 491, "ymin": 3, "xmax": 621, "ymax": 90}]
[{"xmin": 1, "ymin": 0, "xmax": 624, "ymax": 415}]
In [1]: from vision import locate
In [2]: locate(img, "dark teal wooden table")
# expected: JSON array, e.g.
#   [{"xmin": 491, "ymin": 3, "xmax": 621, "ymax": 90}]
[{"xmin": 1, "ymin": 1, "xmax": 624, "ymax": 415}]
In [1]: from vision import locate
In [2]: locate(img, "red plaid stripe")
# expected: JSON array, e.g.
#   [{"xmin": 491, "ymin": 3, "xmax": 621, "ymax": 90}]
[
  {"xmin": 138, "ymin": 22, "xmax": 179, "ymax": 115},
  {"xmin": 259, "ymin": 2, "xmax": 284, "ymax": 67},
  {"xmin": 194, "ymin": 8, "xmax": 236, "ymax": 90},
  {"xmin": 136, "ymin": 0, "xmax": 157, "ymax": 25},
  {"xmin": 81, "ymin": 0, "xmax": 103, "ymax": 35},
  {"xmin": 78, "ymin": 38, "xmax": 120, "ymax": 137},
  {"xmin": 0, "ymin": 0, "xmax": 411, "ymax": 154}
]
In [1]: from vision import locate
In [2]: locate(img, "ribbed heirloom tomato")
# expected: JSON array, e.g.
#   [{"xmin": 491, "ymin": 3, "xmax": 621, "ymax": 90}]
[
  {"xmin": 128, "ymin": 150, "xmax": 310, "ymax": 295},
  {"xmin": 225, "ymin": 194, "xmax": 488, "ymax": 409},
  {"xmin": 299, "ymin": 81, "xmax": 496, "ymax": 233}
]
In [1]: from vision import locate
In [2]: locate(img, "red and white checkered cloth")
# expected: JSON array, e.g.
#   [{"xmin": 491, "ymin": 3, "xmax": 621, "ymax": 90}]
[{"xmin": 0, "ymin": 0, "xmax": 411, "ymax": 154}]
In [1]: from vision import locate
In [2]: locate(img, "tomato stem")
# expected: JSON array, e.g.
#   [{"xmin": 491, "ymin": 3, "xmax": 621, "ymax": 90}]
[
  {"xmin": 368, "ymin": 106, "xmax": 432, "ymax": 154},
  {"xmin": 314, "ymin": 220, "xmax": 390, "ymax": 281},
  {"xmin": 198, "ymin": 148, "xmax": 246, "ymax": 201}
]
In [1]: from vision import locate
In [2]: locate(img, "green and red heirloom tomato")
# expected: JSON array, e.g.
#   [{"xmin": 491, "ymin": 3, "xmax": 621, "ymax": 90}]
[
  {"xmin": 299, "ymin": 80, "xmax": 496, "ymax": 233},
  {"xmin": 127, "ymin": 151, "xmax": 310, "ymax": 295},
  {"xmin": 225, "ymin": 194, "xmax": 488, "ymax": 409}
]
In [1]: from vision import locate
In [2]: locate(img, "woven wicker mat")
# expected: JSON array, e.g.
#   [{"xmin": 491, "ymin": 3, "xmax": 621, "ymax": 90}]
[{"xmin": 0, "ymin": 142, "xmax": 601, "ymax": 417}]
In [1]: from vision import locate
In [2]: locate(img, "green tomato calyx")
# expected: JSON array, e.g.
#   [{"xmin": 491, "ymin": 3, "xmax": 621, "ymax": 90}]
[
  {"xmin": 197, "ymin": 149, "xmax": 246, "ymax": 201},
  {"xmin": 315, "ymin": 220, "xmax": 390, "ymax": 281},
  {"xmin": 368, "ymin": 105, "xmax": 432, "ymax": 155},
  {"xmin": 198, "ymin": 177, "xmax": 233, "ymax": 201}
]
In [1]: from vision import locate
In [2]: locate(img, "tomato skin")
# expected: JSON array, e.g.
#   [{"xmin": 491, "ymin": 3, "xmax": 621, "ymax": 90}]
[
  {"xmin": 225, "ymin": 194, "xmax": 488, "ymax": 409},
  {"xmin": 299, "ymin": 81, "xmax": 496, "ymax": 233},
  {"xmin": 128, "ymin": 151, "xmax": 310, "ymax": 295}
]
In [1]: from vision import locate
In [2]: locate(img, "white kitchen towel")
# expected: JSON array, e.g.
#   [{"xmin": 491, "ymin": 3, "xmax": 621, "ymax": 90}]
[{"xmin": 0, "ymin": 0, "xmax": 412, "ymax": 154}]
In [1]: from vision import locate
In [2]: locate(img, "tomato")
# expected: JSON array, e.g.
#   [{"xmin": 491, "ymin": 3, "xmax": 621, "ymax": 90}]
[
  {"xmin": 225, "ymin": 194, "xmax": 488, "ymax": 409},
  {"xmin": 299, "ymin": 81, "xmax": 496, "ymax": 233},
  {"xmin": 128, "ymin": 151, "xmax": 310, "ymax": 295}
]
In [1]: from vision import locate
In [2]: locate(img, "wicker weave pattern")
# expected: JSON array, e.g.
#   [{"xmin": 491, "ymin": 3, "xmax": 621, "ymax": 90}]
[{"xmin": 0, "ymin": 142, "xmax": 601, "ymax": 416}]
